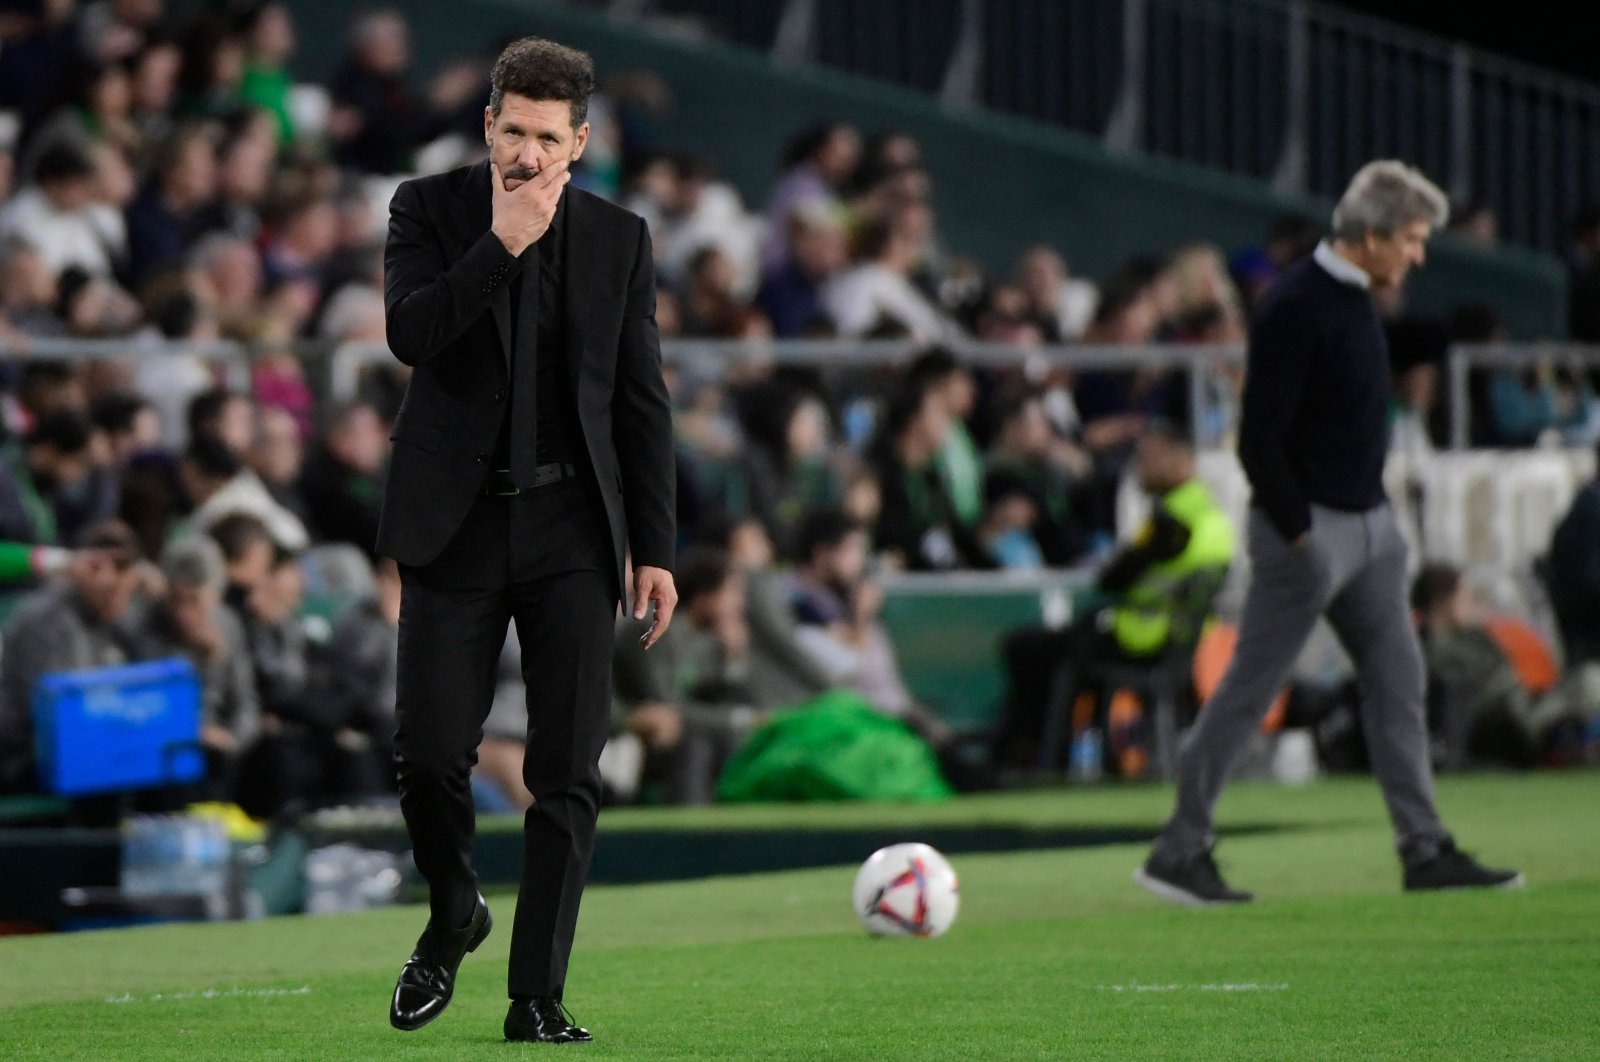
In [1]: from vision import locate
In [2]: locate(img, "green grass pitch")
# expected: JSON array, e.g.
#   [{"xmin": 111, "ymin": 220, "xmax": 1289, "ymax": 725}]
[{"xmin": 2, "ymin": 773, "xmax": 1597, "ymax": 1059}]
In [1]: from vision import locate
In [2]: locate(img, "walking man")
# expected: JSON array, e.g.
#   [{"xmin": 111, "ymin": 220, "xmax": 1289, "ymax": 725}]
[
  {"xmin": 1136, "ymin": 161, "xmax": 1521, "ymax": 905},
  {"xmin": 380, "ymin": 38, "xmax": 676, "ymax": 1041}
]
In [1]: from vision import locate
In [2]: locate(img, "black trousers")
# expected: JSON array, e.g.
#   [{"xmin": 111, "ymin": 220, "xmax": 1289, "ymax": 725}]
[{"xmin": 393, "ymin": 475, "xmax": 615, "ymax": 1001}]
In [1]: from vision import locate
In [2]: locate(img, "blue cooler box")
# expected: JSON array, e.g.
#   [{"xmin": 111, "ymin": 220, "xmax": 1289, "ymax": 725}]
[{"xmin": 32, "ymin": 657, "xmax": 205, "ymax": 796}]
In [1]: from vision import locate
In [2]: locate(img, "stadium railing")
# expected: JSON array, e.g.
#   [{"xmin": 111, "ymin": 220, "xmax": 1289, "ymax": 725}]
[{"xmin": 606, "ymin": 0, "xmax": 1600, "ymax": 256}]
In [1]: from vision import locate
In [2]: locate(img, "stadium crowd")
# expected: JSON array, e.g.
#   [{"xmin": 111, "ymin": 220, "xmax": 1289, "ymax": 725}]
[{"xmin": 0, "ymin": 2, "xmax": 1595, "ymax": 816}]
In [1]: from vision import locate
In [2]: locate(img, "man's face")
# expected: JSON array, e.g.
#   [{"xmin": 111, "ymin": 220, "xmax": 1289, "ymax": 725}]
[
  {"xmin": 1365, "ymin": 220, "xmax": 1431, "ymax": 289},
  {"xmin": 71, "ymin": 550, "xmax": 138, "ymax": 622},
  {"xmin": 229, "ymin": 539, "xmax": 276, "ymax": 592},
  {"xmin": 819, "ymin": 529, "xmax": 870, "ymax": 590},
  {"xmin": 484, "ymin": 94, "xmax": 588, "ymax": 191},
  {"xmin": 217, "ymin": 397, "xmax": 257, "ymax": 458},
  {"xmin": 29, "ymin": 444, "xmax": 89, "ymax": 493},
  {"xmin": 166, "ymin": 583, "xmax": 217, "ymax": 642}
]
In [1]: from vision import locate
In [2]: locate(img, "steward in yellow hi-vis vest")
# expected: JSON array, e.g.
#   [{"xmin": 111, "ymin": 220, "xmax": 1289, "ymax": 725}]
[{"xmin": 1108, "ymin": 477, "xmax": 1236, "ymax": 657}]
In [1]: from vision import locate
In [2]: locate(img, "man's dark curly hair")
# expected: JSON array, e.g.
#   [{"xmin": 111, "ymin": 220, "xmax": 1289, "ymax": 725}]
[{"xmin": 489, "ymin": 37, "xmax": 595, "ymax": 126}]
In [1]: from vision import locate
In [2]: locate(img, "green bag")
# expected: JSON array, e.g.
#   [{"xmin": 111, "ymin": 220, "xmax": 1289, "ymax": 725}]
[{"xmin": 716, "ymin": 691, "xmax": 954, "ymax": 803}]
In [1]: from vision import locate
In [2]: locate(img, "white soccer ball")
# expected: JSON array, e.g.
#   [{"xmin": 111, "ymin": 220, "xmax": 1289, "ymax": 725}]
[{"xmin": 852, "ymin": 842, "xmax": 960, "ymax": 938}]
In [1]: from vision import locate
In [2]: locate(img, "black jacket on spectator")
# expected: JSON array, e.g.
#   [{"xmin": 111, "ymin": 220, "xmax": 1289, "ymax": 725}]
[
  {"xmin": 1238, "ymin": 253, "xmax": 1391, "ymax": 541},
  {"xmin": 874, "ymin": 450, "xmax": 992, "ymax": 571},
  {"xmin": 299, "ymin": 445, "xmax": 383, "ymax": 558}
]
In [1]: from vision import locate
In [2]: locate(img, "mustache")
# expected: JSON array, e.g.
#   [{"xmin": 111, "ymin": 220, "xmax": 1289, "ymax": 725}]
[{"xmin": 503, "ymin": 166, "xmax": 539, "ymax": 182}]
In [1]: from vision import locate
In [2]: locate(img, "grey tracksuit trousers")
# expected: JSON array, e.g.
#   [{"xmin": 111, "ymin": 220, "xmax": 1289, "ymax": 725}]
[{"xmin": 1152, "ymin": 501, "xmax": 1452, "ymax": 863}]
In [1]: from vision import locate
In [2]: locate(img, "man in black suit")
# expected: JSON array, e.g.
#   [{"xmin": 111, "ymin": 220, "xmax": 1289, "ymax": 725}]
[{"xmin": 379, "ymin": 38, "xmax": 677, "ymax": 1044}]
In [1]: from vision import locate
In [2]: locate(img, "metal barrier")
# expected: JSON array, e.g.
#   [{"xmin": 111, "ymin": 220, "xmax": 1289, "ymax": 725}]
[
  {"xmin": 13, "ymin": 335, "xmax": 1600, "ymax": 453},
  {"xmin": 603, "ymin": 0, "xmax": 1600, "ymax": 255}
]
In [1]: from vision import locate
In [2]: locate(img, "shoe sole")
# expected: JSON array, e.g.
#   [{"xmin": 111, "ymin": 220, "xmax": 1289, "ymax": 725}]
[
  {"xmin": 1406, "ymin": 872, "xmax": 1526, "ymax": 893},
  {"xmin": 1132, "ymin": 867, "xmax": 1251, "ymax": 908},
  {"xmin": 390, "ymin": 909, "xmax": 494, "ymax": 1033}
]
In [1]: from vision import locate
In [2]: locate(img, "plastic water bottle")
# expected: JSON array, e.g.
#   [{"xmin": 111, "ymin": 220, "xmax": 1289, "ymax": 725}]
[
  {"xmin": 121, "ymin": 815, "xmax": 230, "ymax": 899},
  {"xmin": 1069, "ymin": 727, "xmax": 1104, "ymax": 784},
  {"xmin": 304, "ymin": 844, "xmax": 403, "ymax": 916}
]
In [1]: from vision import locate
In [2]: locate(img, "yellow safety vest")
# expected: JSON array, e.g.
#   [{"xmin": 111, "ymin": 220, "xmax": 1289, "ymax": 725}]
[{"xmin": 1111, "ymin": 479, "xmax": 1235, "ymax": 656}]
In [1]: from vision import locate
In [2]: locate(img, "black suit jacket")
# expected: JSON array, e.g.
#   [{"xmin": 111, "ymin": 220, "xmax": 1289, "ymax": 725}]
[{"xmin": 376, "ymin": 160, "xmax": 675, "ymax": 597}]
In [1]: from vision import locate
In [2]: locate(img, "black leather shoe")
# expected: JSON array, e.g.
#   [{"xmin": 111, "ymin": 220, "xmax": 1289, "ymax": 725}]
[
  {"xmin": 504, "ymin": 997, "xmax": 593, "ymax": 1043},
  {"xmin": 389, "ymin": 893, "xmax": 492, "ymax": 1032}
]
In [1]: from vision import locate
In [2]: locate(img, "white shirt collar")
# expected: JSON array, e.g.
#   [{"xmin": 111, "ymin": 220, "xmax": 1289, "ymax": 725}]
[{"xmin": 1313, "ymin": 240, "xmax": 1371, "ymax": 290}]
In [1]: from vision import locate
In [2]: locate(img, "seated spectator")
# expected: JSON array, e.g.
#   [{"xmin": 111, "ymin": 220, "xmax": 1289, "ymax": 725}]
[
  {"xmin": 260, "ymin": 192, "xmax": 338, "ymax": 294},
  {"xmin": 763, "ymin": 121, "xmax": 859, "ymax": 271},
  {"xmin": 0, "ymin": 141, "xmax": 122, "ymax": 278},
  {"xmin": 208, "ymin": 511, "xmax": 278, "ymax": 605},
  {"xmin": 737, "ymin": 385, "xmax": 847, "ymax": 557},
  {"xmin": 1548, "ymin": 444, "xmax": 1600, "ymax": 670},
  {"xmin": 298, "ymin": 400, "xmax": 386, "ymax": 555},
  {"xmin": 613, "ymin": 547, "xmax": 818, "ymax": 804},
  {"xmin": 993, "ymin": 426, "xmax": 1233, "ymax": 769},
  {"xmin": 181, "ymin": 435, "xmax": 309, "ymax": 553},
  {"xmin": 1412, "ymin": 564, "xmax": 1595, "ymax": 768},
  {"xmin": 0, "ymin": 409, "xmax": 117, "ymax": 546},
  {"xmin": 125, "ymin": 124, "xmax": 222, "ymax": 287},
  {"xmin": 983, "ymin": 390, "xmax": 1092, "ymax": 565},
  {"xmin": 250, "ymin": 404, "xmax": 309, "ymax": 522},
  {"xmin": 1459, "ymin": 304, "xmax": 1597, "ymax": 447},
  {"xmin": 130, "ymin": 535, "xmax": 262, "ymax": 802},
  {"xmin": 643, "ymin": 153, "xmax": 761, "ymax": 294},
  {"xmin": 788, "ymin": 508, "xmax": 917, "ymax": 721},
  {"xmin": 678, "ymin": 245, "xmax": 752, "ymax": 339},
  {"xmin": 0, "ymin": 520, "xmax": 143, "ymax": 793},
  {"xmin": 321, "ymin": 555, "xmax": 402, "ymax": 799},
  {"xmin": 326, "ymin": 10, "xmax": 433, "ymax": 175},
  {"xmin": 188, "ymin": 388, "xmax": 257, "ymax": 461},
  {"xmin": 91, "ymin": 391, "xmax": 163, "ymax": 465},
  {"xmin": 871, "ymin": 377, "xmax": 989, "ymax": 571},
  {"xmin": 756, "ymin": 201, "xmax": 848, "ymax": 337},
  {"xmin": 821, "ymin": 213, "xmax": 962, "ymax": 343},
  {"xmin": 1014, "ymin": 245, "xmax": 1098, "ymax": 342},
  {"xmin": 237, "ymin": 1, "xmax": 299, "ymax": 143},
  {"xmin": 907, "ymin": 348, "xmax": 983, "ymax": 529},
  {"xmin": 188, "ymin": 233, "xmax": 265, "ymax": 338}
]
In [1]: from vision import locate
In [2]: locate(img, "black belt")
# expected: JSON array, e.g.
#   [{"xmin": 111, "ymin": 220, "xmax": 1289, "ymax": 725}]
[{"xmin": 483, "ymin": 463, "xmax": 575, "ymax": 495}]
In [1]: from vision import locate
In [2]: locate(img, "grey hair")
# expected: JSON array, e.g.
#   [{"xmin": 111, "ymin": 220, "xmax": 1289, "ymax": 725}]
[
  {"xmin": 160, "ymin": 535, "xmax": 226, "ymax": 594},
  {"xmin": 1331, "ymin": 160, "xmax": 1450, "ymax": 241}
]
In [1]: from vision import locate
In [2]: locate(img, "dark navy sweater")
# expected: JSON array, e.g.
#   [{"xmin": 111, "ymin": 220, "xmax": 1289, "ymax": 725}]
[{"xmin": 1238, "ymin": 253, "xmax": 1390, "ymax": 541}]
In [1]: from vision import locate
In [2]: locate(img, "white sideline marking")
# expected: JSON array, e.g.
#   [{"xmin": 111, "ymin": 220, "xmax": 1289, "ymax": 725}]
[
  {"xmin": 104, "ymin": 985, "xmax": 312, "ymax": 1005},
  {"xmin": 1096, "ymin": 982, "xmax": 1289, "ymax": 993}
]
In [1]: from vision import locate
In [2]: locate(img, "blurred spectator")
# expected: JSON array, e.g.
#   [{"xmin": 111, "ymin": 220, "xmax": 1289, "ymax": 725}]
[
  {"xmin": 822, "ymin": 213, "xmax": 961, "ymax": 343},
  {"xmin": 130, "ymin": 36, "xmax": 183, "ymax": 153},
  {"xmin": 250, "ymin": 404, "xmax": 308, "ymax": 520},
  {"xmin": 613, "ymin": 546, "xmax": 811, "ymax": 804},
  {"xmin": 632, "ymin": 152, "xmax": 760, "ymax": 293},
  {"xmin": 756, "ymin": 201, "xmax": 848, "ymax": 337},
  {"xmin": 237, "ymin": 1, "xmax": 297, "ymax": 142},
  {"xmin": 787, "ymin": 508, "xmax": 914, "ymax": 718},
  {"xmin": 1014, "ymin": 246, "xmax": 1098, "ymax": 342},
  {"xmin": 182, "ymin": 434, "xmax": 309, "ymax": 552},
  {"xmin": 188, "ymin": 232, "xmax": 263, "ymax": 337},
  {"xmin": 327, "ymin": 10, "xmax": 427, "ymax": 174},
  {"xmin": 0, "ymin": 140, "xmax": 122, "ymax": 278},
  {"xmin": 0, "ymin": 239, "xmax": 62, "ymax": 335},
  {"xmin": 1567, "ymin": 206, "xmax": 1600, "ymax": 342},
  {"xmin": 908, "ymin": 348, "xmax": 983, "ymax": 529},
  {"xmin": 320, "ymin": 554, "xmax": 402, "ymax": 799},
  {"xmin": 848, "ymin": 129, "xmax": 923, "ymax": 198},
  {"xmin": 176, "ymin": 13, "xmax": 246, "ymax": 119},
  {"xmin": 0, "ymin": 409, "xmax": 117, "ymax": 546},
  {"xmin": 131, "ymin": 534, "xmax": 262, "ymax": 798},
  {"xmin": 871, "ymin": 375, "xmax": 989, "ymax": 571},
  {"xmin": 1548, "ymin": 445, "xmax": 1600, "ymax": 671},
  {"xmin": 298, "ymin": 400, "xmax": 386, "ymax": 555},
  {"xmin": 982, "ymin": 389, "xmax": 1091, "ymax": 565},
  {"xmin": 1463, "ymin": 304, "xmax": 1596, "ymax": 446},
  {"xmin": 124, "ymin": 124, "xmax": 220, "ymax": 286},
  {"xmin": 1229, "ymin": 211, "xmax": 1321, "ymax": 312},
  {"xmin": 1413, "ymin": 564, "xmax": 1594, "ymax": 769},
  {"xmin": 214, "ymin": 109, "xmax": 278, "ymax": 240},
  {"xmin": 0, "ymin": 0, "xmax": 81, "ymax": 127},
  {"xmin": 90, "ymin": 390, "xmax": 161, "ymax": 464},
  {"xmin": 188, "ymin": 388, "xmax": 255, "ymax": 458},
  {"xmin": 1450, "ymin": 201, "xmax": 1499, "ymax": 248},
  {"xmin": 0, "ymin": 519, "xmax": 143, "ymax": 793},
  {"xmin": 737, "ymin": 384, "xmax": 845, "ymax": 557},
  {"xmin": 678, "ymin": 245, "xmax": 749, "ymax": 338},
  {"xmin": 763, "ymin": 121, "xmax": 859, "ymax": 270}
]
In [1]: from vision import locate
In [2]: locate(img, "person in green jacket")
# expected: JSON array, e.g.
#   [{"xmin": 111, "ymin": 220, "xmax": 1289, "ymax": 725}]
[
  {"xmin": 238, "ymin": 2, "xmax": 298, "ymax": 142},
  {"xmin": 994, "ymin": 423, "xmax": 1235, "ymax": 770}
]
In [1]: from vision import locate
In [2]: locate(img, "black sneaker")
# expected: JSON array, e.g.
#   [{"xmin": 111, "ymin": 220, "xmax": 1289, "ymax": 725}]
[
  {"xmin": 1403, "ymin": 842, "xmax": 1524, "ymax": 892},
  {"xmin": 1134, "ymin": 849, "xmax": 1254, "ymax": 906}
]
